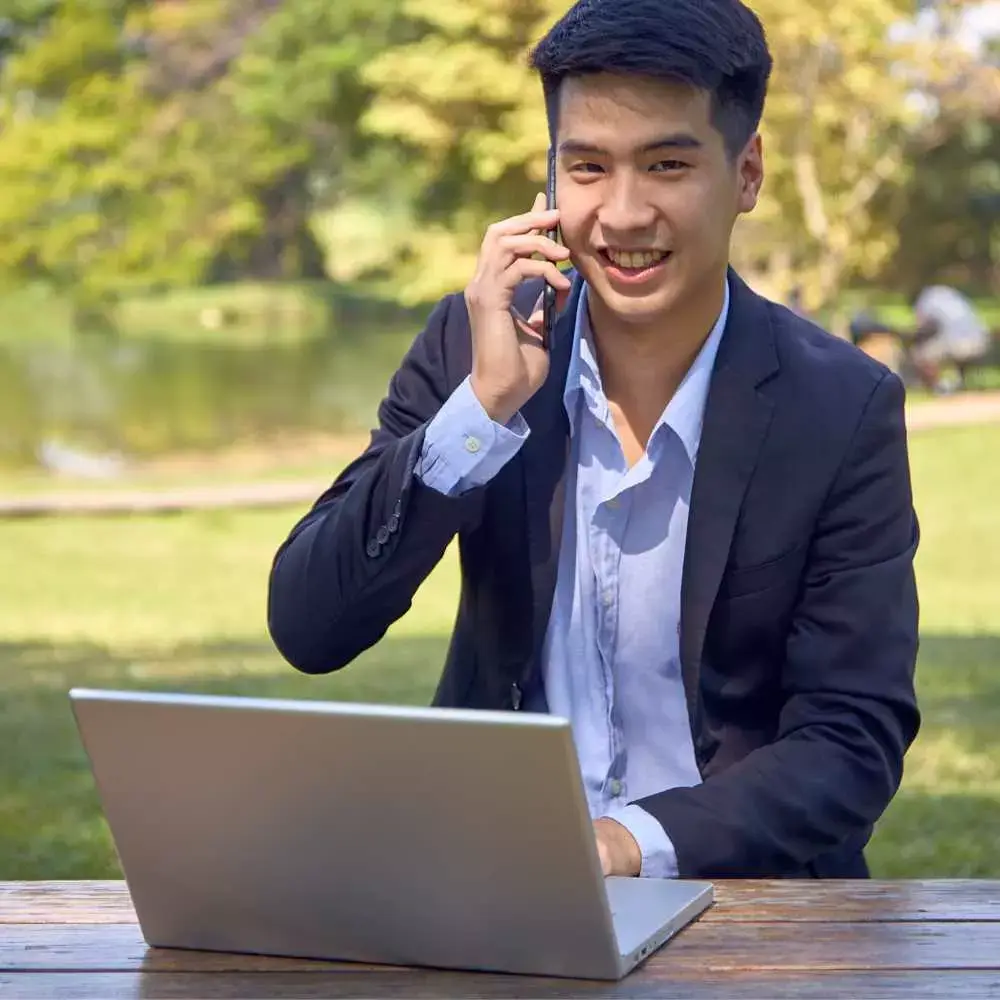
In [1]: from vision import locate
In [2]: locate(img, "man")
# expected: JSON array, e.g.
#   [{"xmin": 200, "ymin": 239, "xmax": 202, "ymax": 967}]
[
  {"xmin": 908, "ymin": 284, "xmax": 991, "ymax": 393},
  {"xmin": 268, "ymin": 0, "xmax": 920, "ymax": 880}
]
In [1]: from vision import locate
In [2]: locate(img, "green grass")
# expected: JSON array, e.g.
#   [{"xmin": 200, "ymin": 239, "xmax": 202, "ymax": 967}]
[{"xmin": 0, "ymin": 425, "xmax": 998, "ymax": 879}]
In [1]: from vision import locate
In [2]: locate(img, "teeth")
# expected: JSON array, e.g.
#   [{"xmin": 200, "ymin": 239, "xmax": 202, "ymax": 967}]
[{"xmin": 607, "ymin": 249, "xmax": 667, "ymax": 269}]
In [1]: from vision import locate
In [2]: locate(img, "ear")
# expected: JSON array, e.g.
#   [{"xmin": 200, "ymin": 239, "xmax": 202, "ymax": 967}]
[{"xmin": 736, "ymin": 133, "xmax": 764, "ymax": 214}]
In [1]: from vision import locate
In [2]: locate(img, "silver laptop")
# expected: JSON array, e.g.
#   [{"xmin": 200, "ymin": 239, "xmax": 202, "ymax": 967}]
[{"xmin": 69, "ymin": 688, "xmax": 713, "ymax": 980}]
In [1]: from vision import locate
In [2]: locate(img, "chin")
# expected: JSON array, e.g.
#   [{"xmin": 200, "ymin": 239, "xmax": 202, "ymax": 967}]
[
  {"xmin": 577, "ymin": 252, "xmax": 723, "ymax": 331},
  {"xmin": 583, "ymin": 269, "xmax": 687, "ymax": 328}
]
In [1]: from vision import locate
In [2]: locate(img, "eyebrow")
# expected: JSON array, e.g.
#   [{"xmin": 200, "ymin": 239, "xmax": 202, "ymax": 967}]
[{"xmin": 558, "ymin": 133, "xmax": 704, "ymax": 156}]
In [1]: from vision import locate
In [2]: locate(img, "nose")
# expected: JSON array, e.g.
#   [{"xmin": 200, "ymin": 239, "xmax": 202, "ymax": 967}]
[{"xmin": 597, "ymin": 171, "xmax": 657, "ymax": 236}]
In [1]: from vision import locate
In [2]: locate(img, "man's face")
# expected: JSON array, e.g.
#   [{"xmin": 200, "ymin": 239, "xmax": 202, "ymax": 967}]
[{"xmin": 554, "ymin": 74, "xmax": 763, "ymax": 330}]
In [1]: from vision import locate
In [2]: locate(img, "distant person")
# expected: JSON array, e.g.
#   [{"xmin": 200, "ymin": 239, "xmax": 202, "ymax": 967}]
[
  {"xmin": 268, "ymin": 0, "xmax": 919, "ymax": 880},
  {"xmin": 909, "ymin": 285, "xmax": 990, "ymax": 392}
]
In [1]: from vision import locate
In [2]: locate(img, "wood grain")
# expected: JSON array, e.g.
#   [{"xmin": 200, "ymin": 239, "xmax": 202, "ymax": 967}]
[
  {"xmin": 3, "ymin": 970, "xmax": 1000, "ymax": 999},
  {"xmin": 4, "ymin": 921, "xmax": 1000, "ymax": 974},
  {"xmin": 5, "ymin": 880, "xmax": 1000, "ymax": 925},
  {"xmin": 4, "ymin": 882, "xmax": 1000, "ymax": 999}
]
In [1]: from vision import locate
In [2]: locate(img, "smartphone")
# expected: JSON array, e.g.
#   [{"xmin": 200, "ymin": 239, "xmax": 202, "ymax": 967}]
[{"xmin": 542, "ymin": 146, "xmax": 558, "ymax": 347}]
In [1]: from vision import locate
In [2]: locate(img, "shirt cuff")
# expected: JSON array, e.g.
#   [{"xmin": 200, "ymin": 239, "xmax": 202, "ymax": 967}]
[
  {"xmin": 602, "ymin": 804, "xmax": 679, "ymax": 879},
  {"xmin": 415, "ymin": 376, "xmax": 530, "ymax": 496}
]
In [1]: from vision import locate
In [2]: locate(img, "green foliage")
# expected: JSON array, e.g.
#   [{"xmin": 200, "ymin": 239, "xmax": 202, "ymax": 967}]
[
  {"xmin": 0, "ymin": 0, "xmax": 410, "ymax": 306},
  {"xmin": 0, "ymin": 0, "xmax": 997, "ymax": 310}
]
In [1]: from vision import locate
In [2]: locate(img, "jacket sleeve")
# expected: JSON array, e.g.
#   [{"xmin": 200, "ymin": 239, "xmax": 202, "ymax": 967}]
[
  {"xmin": 638, "ymin": 371, "xmax": 921, "ymax": 876},
  {"xmin": 267, "ymin": 292, "xmax": 483, "ymax": 675}
]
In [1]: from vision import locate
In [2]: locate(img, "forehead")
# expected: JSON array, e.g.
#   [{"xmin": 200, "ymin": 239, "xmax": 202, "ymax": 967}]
[{"xmin": 556, "ymin": 73, "xmax": 715, "ymax": 146}]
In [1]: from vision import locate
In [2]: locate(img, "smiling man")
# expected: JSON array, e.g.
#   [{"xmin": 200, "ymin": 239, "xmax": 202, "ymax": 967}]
[{"xmin": 268, "ymin": 0, "xmax": 920, "ymax": 879}]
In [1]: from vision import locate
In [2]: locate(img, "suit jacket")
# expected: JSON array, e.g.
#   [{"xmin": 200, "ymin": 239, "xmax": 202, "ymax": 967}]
[{"xmin": 267, "ymin": 269, "xmax": 921, "ymax": 879}]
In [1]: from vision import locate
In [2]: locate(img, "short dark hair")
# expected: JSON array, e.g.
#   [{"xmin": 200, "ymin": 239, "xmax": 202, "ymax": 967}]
[{"xmin": 529, "ymin": 0, "xmax": 773, "ymax": 159}]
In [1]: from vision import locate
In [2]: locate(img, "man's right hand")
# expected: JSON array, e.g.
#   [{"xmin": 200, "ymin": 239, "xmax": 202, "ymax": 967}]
[{"xmin": 464, "ymin": 192, "xmax": 573, "ymax": 425}]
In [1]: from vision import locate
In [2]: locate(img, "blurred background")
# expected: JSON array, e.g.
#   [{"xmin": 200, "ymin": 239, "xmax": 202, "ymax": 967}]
[{"xmin": 0, "ymin": 0, "xmax": 998, "ymax": 880}]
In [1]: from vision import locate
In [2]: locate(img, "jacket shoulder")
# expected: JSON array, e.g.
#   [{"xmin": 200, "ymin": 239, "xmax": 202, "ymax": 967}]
[{"xmin": 764, "ymin": 298, "xmax": 897, "ymax": 410}]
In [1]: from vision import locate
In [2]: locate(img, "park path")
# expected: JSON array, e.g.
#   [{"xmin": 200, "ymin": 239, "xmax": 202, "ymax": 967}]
[{"xmin": 1, "ymin": 391, "xmax": 999, "ymax": 518}]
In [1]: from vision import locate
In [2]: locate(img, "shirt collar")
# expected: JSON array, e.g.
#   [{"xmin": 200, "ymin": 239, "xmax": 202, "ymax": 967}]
[{"xmin": 563, "ymin": 278, "xmax": 731, "ymax": 463}]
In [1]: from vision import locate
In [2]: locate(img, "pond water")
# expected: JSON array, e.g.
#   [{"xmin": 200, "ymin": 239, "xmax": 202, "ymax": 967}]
[{"xmin": 0, "ymin": 324, "xmax": 416, "ymax": 469}]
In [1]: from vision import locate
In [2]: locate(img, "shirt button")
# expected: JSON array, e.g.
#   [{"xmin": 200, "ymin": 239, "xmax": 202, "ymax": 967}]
[
  {"xmin": 609, "ymin": 778, "xmax": 623, "ymax": 797},
  {"xmin": 603, "ymin": 589, "xmax": 614, "ymax": 606},
  {"xmin": 464, "ymin": 436, "xmax": 482, "ymax": 454}
]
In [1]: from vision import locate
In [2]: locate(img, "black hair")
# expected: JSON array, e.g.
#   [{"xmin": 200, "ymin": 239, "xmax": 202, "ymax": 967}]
[{"xmin": 529, "ymin": 0, "xmax": 772, "ymax": 159}]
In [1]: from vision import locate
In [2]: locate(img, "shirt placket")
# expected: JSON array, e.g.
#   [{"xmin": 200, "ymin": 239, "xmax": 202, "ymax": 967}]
[{"xmin": 592, "ymin": 482, "xmax": 630, "ymax": 804}]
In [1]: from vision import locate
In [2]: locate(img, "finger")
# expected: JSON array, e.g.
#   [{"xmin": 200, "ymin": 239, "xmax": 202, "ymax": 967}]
[
  {"xmin": 507, "ymin": 258, "xmax": 573, "ymax": 294},
  {"xmin": 485, "ymin": 202, "xmax": 560, "ymax": 241},
  {"xmin": 527, "ymin": 191, "xmax": 547, "ymax": 237},
  {"xmin": 596, "ymin": 836, "xmax": 612, "ymax": 877},
  {"xmin": 497, "ymin": 233, "xmax": 571, "ymax": 263}
]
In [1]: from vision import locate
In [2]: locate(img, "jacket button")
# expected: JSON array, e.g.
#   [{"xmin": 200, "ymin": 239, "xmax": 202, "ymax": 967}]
[
  {"xmin": 376, "ymin": 525, "xmax": 390, "ymax": 545},
  {"xmin": 510, "ymin": 683, "xmax": 522, "ymax": 710},
  {"xmin": 365, "ymin": 539, "xmax": 381, "ymax": 558}
]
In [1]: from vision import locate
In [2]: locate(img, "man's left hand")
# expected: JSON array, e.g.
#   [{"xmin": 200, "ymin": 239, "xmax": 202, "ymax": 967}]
[{"xmin": 594, "ymin": 817, "xmax": 642, "ymax": 877}]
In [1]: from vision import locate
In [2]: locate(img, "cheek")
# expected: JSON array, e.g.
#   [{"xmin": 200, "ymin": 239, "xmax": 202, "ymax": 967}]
[
  {"xmin": 555, "ymin": 190, "xmax": 599, "ymax": 248},
  {"xmin": 670, "ymin": 179, "xmax": 736, "ymax": 246}
]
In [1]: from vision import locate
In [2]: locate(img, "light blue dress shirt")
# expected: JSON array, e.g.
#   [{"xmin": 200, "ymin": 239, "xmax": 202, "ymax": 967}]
[{"xmin": 416, "ymin": 280, "xmax": 730, "ymax": 877}]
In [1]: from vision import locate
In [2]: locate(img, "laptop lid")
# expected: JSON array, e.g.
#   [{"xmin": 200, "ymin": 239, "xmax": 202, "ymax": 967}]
[{"xmin": 70, "ymin": 688, "xmax": 632, "ymax": 979}]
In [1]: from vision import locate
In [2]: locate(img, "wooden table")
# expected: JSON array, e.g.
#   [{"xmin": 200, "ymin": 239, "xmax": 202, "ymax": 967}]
[{"xmin": 2, "ymin": 880, "xmax": 1000, "ymax": 998}]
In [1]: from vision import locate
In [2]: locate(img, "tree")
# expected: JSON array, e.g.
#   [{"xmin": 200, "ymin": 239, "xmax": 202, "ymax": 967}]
[
  {"xmin": 356, "ymin": 0, "xmax": 975, "ymax": 308},
  {"xmin": 0, "ymin": 0, "xmax": 408, "ymax": 301},
  {"xmin": 0, "ymin": 0, "xmax": 278, "ymax": 300},
  {"xmin": 741, "ymin": 0, "xmax": 996, "ymax": 308},
  {"xmin": 0, "ymin": 0, "xmax": 59, "ymax": 66},
  {"xmin": 354, "ymin": 0, "xmax": 564, "ymax": 303},
  {"xmin": 874, "ymin": 29, "xmax": 1000, "ymax": 296}
]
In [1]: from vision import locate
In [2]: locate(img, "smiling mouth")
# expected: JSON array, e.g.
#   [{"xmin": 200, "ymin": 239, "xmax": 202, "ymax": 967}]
[
  {"xmin": 599, "ymin": 248, "xmax": 671, "ymax": 280},
  {"xmin": 602, "ymin": 248, "xmax": 669, "ymax": 268}
]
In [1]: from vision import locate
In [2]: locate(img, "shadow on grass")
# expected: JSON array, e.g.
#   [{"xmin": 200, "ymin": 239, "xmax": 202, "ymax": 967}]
[
  {"xmin": 1, "ymin": 631, "xmax": 998, "ymax": 879},
  {"xmin": 0, "ymin": 634, "xmax": 449, "ymax": 879}
]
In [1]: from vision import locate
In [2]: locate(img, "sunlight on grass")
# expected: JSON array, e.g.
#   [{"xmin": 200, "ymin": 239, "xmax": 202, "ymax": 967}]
[{"xmin": 0, "ymin": 423, "xmax": 998, "ymax": 877}]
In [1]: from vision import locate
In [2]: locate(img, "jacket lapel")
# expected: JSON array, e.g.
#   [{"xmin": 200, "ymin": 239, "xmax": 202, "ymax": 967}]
[
  {"xmin": 679, "ymin": 270, "xmax": 779, "ymax": 727},
  {"xmin": 514, "ymin": 270, "xmax": 780, "ymax": 711}
]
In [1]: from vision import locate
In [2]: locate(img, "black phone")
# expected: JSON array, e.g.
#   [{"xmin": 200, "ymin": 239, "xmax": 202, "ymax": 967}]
[{"xmin": 542, "ymin": 146, "xmax": 558, "ymax": 347}]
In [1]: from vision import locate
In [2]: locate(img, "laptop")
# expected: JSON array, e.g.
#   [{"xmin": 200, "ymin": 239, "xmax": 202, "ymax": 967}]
[{"xmin": 69, "ymin": 688, "xmax": 713, "ymax": 980}]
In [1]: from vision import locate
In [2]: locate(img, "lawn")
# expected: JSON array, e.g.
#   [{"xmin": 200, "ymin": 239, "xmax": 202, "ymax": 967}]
[{"xmin": 0, "ymin": 423, "xmax": 998, "ymax": 879}]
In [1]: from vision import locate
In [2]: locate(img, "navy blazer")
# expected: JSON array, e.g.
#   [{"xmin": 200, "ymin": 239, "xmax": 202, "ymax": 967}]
[{"xmin": 268, "ymin": 269, "xmax": 921, "ymax": 879}]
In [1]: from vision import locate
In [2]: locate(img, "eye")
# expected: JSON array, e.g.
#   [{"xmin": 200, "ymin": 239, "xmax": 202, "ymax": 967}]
[
  {"xmin": 650, "ymin": 160, "xmax": 688, "ymax": 172},
  {"xmin": 569, "ymin": 161, "xmax": 605, "ymax": 175}
]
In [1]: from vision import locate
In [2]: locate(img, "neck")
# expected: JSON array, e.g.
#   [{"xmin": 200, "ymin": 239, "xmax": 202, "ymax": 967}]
[{"xmin": 588, "ymin": 271, "xmax": 727, "ymax": 416}]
